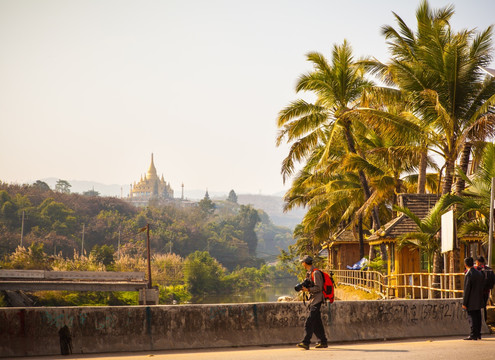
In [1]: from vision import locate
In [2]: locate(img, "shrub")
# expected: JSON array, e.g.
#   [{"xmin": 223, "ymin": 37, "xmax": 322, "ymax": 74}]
[{"xmin": 159, "ymin": 284, "xmax": 191, "ymax": 304}]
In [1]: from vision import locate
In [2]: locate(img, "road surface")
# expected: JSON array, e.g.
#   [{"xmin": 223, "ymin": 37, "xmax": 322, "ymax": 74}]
[{"xmin": 14, "ymin": 335, "xmax": 495, "ymax": 360}]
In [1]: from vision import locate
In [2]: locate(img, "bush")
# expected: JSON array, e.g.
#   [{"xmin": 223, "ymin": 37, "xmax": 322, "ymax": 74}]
[
  {"xmin": 223, "ymin": 266, "xmax": 269, "ymax": 292},
  {"xmin": 31, "ymin": 291, "xmax": 138, "ymax": 306},
  {"xmin": 159, "ymin": 284, "xmax": 191, "ymax": 304},
  {"xmin": 184, "ymin": 251, "xmax": 225, "ymax": 295},
  {"xmin": 2, "ymin": 243, "xmax": 52, "ymax": 270},
  {"xmin": 152, "ymin": 253, "xmax": 184, "ymax": 286}
]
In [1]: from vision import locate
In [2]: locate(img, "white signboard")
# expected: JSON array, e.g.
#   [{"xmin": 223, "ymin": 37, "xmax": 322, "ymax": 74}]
[{"xmin": 441, "ymin": 209, "xmax": 455, "ymax": 253}]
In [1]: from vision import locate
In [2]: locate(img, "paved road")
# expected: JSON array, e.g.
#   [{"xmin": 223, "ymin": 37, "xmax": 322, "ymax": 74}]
[{"xmin": 15, "ymin": 335, "xmax": 495, "ymax": 360}]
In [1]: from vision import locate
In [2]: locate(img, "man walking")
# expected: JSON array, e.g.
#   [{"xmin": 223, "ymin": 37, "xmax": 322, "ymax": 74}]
[
  {"xmin": 297, "ymin": 255, "xmax": 328, "ymax": 350},
  {"xmin": 475, "ymin": 256, "xmax": 495, "ymax": 322},
  {"xmin": 462, "ymin": 257, "xmax": 484, "ymax": 340}
]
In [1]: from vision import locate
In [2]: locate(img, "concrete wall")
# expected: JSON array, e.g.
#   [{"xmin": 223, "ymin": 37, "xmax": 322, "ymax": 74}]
[{"xmin": 0, "ymin": 299, "xmax": 487, "ymax": 358}]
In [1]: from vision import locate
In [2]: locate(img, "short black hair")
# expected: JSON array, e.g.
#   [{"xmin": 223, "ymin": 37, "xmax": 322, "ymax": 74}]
[
  {"xmin": 300, "ymin": 255, "xmax": 313, "ymax": 265},
  {"xmin": 464, "ymin": 257, "xmax": 474, "ymax": 267},
  {"xmin": 476, "ymin": 256, "xmax": 485, "ymax": 264}
]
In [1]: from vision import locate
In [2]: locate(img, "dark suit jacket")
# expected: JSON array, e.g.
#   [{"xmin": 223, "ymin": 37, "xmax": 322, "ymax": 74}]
[{"xmin": 463, "ymin": 267, "xmax": 484, "ymax": 311}]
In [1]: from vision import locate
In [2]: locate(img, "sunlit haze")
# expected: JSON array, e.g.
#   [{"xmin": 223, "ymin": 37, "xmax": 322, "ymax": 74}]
[{"xmin": 1, "ymin": 0, "xmax": 494, "ymax": 197}]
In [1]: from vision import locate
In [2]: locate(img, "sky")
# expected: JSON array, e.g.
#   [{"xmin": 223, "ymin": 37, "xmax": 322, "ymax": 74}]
[{"xmin": 1, "ymin": 0, "xmax": 495, "ymax": 197}]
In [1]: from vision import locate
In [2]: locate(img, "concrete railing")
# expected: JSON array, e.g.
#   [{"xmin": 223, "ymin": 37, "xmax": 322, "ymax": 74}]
[
  {"xmin": 0, "ymin": 270, "xmax": 145, "ymax": 281},
  {"xmin": 0, "ymin": 299, "xmax": 486, "ymax": 358},
  {"xmin": 0, "ymin": 270, "xmax": 148, "ymax": 292}
]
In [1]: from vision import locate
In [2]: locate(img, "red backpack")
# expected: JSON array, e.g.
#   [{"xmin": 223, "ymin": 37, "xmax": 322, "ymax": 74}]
[{"xmin": 311, "ymin": 268, "xmax": 335, "ymax": 303}]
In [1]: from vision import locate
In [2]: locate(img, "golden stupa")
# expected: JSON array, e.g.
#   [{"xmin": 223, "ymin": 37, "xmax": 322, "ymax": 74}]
[{"xmin": 129, "ymin": 154, "xmax": 174, "ymax": 203}]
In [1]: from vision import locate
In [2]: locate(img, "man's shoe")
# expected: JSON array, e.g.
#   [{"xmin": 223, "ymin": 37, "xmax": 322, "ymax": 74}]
[
  {"xmin": 315, "ymin": 343, "xmax": 328, "ymax": 348},
  {"xmin": 463, "ymin": 337, "xmax": 477, "ymax": 340},
  {"xmin": 297, "ymin": 342, "xmax": 309, "ymax": 350}
]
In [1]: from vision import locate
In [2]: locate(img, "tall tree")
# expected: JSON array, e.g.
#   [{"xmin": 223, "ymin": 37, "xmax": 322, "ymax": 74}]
[
  {"xmin": 55, "ymin": 179, "xmax": 71, "ymax": 194},
  {"xmin": 376, "ymin": 0, "xmax": 495, "ymax": 195},
  {"xmin": 277, "ymin": 41, "xmax": 381, "ymax": 236},
  {"xmin": 227, "ymin": 190, "xmax": 238, "ymax": 203},
  {"xmin": 364, "ymin": 0, "xmax": 495, "ymax": 273}
]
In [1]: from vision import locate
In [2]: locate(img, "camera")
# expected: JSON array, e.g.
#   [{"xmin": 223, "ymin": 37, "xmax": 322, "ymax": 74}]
[{"xmin": 294, "ymin": 278, "xmax": 313, "ymax": 292}]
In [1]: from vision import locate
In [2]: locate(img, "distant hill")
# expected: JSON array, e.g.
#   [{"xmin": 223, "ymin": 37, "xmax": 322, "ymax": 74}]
[{"xmin": 236, "ymin": 194, "xmax": 304, "ymax": 230}]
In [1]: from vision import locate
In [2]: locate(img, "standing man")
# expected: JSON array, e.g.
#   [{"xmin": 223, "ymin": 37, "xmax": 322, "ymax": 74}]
[
  {"xmin": 475, "ymin": 256, "xmax": 495, "ymax": 322},
  {"xmin": 297, "ymin": 255, "xmax": 328, "ymax": 350},
  {"xmin": 462, "ymin": 257, "xmax": 484, "ymax": 340}
]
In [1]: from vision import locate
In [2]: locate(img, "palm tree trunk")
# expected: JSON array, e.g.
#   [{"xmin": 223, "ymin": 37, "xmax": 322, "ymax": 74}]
[
  {"xmin": 449, "ymin": 144, "xmax": 471, "ymax": 277},
  {"xmin": 392, "ymin": 171, "xmax": 401, "ymax": 218},
  {"xmin": 344, "ymin": 125, "xmax": 381, "ymax": 230},
  {"xmin": 454, "ymin": 142, "xmax": 471, "ymax": 195},
  {"xmin": 442, "ymin": 157, "xmax": 456, "ymax": 195},
  {"xmin": 417, "ymin": 149, "xmax": 428, "ymax": 194},
  {"xmin": 358, "ymin": 214, "xmax": 364, "ymax": 260},
  {"xmin": 432, "ymin": 246, "xmax": 443, "ymax": 298}
]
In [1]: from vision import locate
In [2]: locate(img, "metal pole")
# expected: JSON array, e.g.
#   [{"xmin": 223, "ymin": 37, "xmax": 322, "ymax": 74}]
[
  {"xmin": 118, "ymin": 229, "xmax": 121, "ymax": 260},
  {"xmin": 81, "ymin": 224, "xmax": 85, "ymax": 255},
  {"xmin": 20, "ymin": 210, "xmax": 25, "ymax": 247},
  {"xmin": 488, "ymin": 177, "xmax": 495, "ymax": 267},
  {"xmin": 147, "ymin": 224, "xmax": 152, "ymax": 289}
]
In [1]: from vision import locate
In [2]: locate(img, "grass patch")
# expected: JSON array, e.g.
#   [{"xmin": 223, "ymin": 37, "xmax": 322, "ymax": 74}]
[{"xmin": 336, "ymin": 284, "xmax": 382, "ymax": 301}]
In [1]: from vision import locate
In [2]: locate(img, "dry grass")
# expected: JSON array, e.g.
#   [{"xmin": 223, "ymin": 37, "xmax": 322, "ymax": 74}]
[{"xmin": 335, "ymin": 284, "xmax": 382, "ymax": 301}]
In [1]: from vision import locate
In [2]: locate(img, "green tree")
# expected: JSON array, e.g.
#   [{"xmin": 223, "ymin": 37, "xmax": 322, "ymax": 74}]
[
  {"xmin": 277, "ymin": 40, "xmax": 382, "ymax": 233},
  {"xmin": 38, "ymin": 198, "xmax": 76, "ymax": 235},
  {"xmin": 227, "ymin": 190, "xmax": 238, "ymax": 203},
  {"xmin": 442, "ymin": 143, "xmax": 495, "ymax": 264},
  {"xmin": 236, "ymin": 205, "xmax": 260, "ymax": 256},
  {"xmin": 374, "ymin": 0, "xmax": 495, "ymax": 195},
  {"xmin": 55, "ymin": 179, "xmax": 71, "ymax": 194},
  {"xmin": 90, "ymin": 245, "xmax": 115, "ymax": 268},
  {"xmin": 198, "ymin": 191, "xmax": 215, "ymax": 215},
  {"xmin": 367, "ymin": 0, "xmax": 495, "ymax": 274},
  {"xmin": 183, "ymin": 251, "xmax": 225, "ymax": 295},
  {"xmin": 83, "ymin": 189, "xmax": 100, "ymax": 197},
  {"xmin": 33, "ymin": 180, "xmax": 51, "ymax": 192}
]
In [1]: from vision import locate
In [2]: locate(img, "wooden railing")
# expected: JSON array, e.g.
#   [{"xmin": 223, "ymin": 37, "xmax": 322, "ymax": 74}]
[{"xmin": 331, "ymin": 269, "xmax": 464, "ymax": 299}]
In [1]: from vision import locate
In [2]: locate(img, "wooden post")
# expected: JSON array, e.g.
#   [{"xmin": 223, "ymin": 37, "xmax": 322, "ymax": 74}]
[{"xmin": 146, "ymin": 224, "xmax": 152, "ymax": 289}]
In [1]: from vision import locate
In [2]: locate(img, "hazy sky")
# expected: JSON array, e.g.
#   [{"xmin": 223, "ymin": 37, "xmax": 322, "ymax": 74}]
[{"xmin": 1, "ymin": 0, "xmax": 494, "ymax": 196}]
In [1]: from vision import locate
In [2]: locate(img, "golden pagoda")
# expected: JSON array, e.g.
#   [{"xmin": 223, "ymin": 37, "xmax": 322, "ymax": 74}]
[{"xmin": 129, "ymin": 154, "xmax": 174, "ymax": 204}]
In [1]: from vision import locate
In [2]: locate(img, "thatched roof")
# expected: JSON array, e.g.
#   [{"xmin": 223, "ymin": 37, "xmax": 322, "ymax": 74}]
[{"xmin": 367, "ymin": 193, "xmax": 440, "ymax": 243}]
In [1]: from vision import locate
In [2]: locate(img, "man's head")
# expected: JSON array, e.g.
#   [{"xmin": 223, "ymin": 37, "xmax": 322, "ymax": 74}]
[
  {"xmin": 300, "ymin": 255, "xmax": 313, "ymax": 270},
  {"xmin": 464, "ymin": 257, "xmax": 474, "ymax": 269},
  {"xmin": 476, "ymin": 256, "xmax": 485, "ymax": 266}
]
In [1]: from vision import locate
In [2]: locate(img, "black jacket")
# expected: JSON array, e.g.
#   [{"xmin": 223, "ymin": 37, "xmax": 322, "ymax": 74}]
[{"xmin": 463, "ymin": 267, "xmax": 484, "ymax": 311}]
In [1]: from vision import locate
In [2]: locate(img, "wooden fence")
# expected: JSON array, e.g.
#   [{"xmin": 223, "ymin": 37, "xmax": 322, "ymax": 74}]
[{"xmin": 332, "ymin": 269, "xmax": 464, "ymax": 299}]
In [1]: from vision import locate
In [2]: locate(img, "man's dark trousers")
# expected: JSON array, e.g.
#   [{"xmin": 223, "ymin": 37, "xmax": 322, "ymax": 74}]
[
  {"xmin": 467, "ymin": 309, "xmax": 482, "ymax": 339},
  {"xmin": 303, "ymin": 302, "xmax": 327, "ymax": 345}
]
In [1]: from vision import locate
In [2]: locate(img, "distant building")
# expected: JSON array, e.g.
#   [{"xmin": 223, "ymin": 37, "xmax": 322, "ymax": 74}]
[{"xmin": 128, "ymin": 154, "xmax": 174, "ymax": 206}]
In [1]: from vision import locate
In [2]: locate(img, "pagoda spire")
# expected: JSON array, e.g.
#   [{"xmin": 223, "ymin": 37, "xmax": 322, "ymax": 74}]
[{"xmin": 147, "ymin": 153, "xmax": 158, "ymax": 180}]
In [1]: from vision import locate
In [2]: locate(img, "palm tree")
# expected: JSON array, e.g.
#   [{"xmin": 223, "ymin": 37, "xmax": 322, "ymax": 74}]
[
  {"xmin": 395, "ymin": 196, "xmax": 452, "ymax": 276},
  {"xmin": 448, "ymin": 143, "xmax": 495, "ymax": 248},
  {"xmin": 277, "ymin": 41, "xmax": 381, "ymax": 233},
  {"xmin": 362, "ymin": 0, "xmax": 495, "ymax": 274},
  {"xmin": 376, "ymin": 0, "xmax": 495, "ymax": 195}
]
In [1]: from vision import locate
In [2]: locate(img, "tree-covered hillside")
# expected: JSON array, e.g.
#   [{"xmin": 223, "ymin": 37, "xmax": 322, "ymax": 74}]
[{"xmin": 0, "ymin": 182, "xmax": 293, "ymax": 271}]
